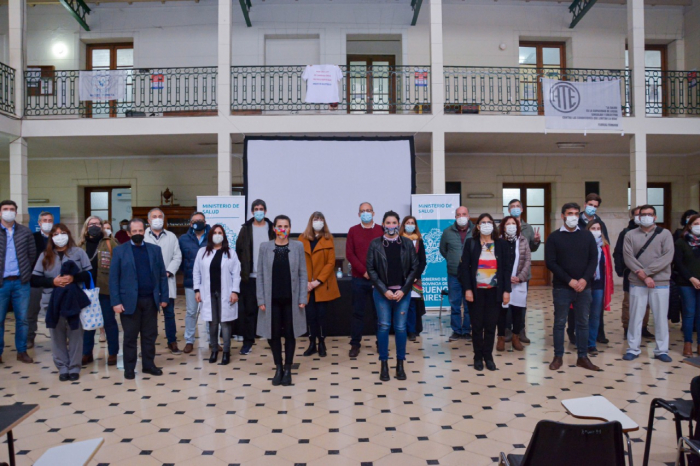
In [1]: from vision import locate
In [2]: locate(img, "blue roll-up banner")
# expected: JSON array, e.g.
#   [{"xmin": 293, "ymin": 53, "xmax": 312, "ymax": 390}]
[
  {"xmin": 411, "ymin": 194, "xmax": 460, "ymax": 309},
  {"xmin": 28, "ymin": 206, "xmax": 61, "ymax": 232},
  {"xmin": 197, "ymin": 196, "xmax": 246, "ymax": 247}
]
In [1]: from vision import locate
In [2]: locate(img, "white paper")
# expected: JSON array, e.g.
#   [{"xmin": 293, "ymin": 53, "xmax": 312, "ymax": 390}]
[
  {"xmin": 543, "ymin": 78, "xmax": 623, "ymax": 131},
  {"xmin": 79, "ymin": 70, "xmax": 128, "ymax": 102},
  {"xmin": 508, "ymin": 281, "xmax": 528, "ymax": 308}
]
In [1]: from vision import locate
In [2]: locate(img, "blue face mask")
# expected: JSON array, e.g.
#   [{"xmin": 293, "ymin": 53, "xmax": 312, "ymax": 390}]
[
  {"xmin": 510, "ymin": 207, "xmax": 522, "ymax": 218},
  {"xmin": 384, "ymin": 226, "xmax": 399, "ymax": 236},
  {"xmin": 360, "ymin": 212, "xmax": 373, "ymax": 223},
  {"xmin": 404, "ymin": 224, "xmax": 416, "ymax": 234},
  {"xmin": 253, "ymin": 211, "xmax": 265, "ymax": 222},
  {"xmin": 585, "ymin": 205, "xmax": 597, "ymax": 216}
]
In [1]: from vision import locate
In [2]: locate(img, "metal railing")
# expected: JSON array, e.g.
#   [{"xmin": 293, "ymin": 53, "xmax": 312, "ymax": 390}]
[
  {"xmin": 24, "ymin": 67, "xmax": 217, "ymax": 117},
  {"xmin": 443, "ymin": 66, "xmax": 631, "ymax": 115},
  {"xmin": 645, "ymin": 70, "xmax": 700, "ymax": 116},
  {"xmin": 0, "ymin": 62, "xmax": 15, "ymax": 115},
  {"xmin": 231, "ymin": 65, "xmax": 431, "ymax": 113}
]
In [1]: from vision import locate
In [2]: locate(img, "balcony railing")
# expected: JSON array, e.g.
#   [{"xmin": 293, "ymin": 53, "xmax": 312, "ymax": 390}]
[
  {"xmin": 645, "ymin": 70, "xmax": 700, "ymax": 116},
  {"xmin": 444, "ymin": 66, "xmax": 631, "ymax": 115},
  {"xmin": 231, "ymin": 65, "xmax": 431, "ymax": 114},
  {"xmin": 24, "ymin": 67, "xmax": 217, "ymax": 118},
  {"xmin": 0, "ymin": 62, "xmax": 15, "ymax": 116}
]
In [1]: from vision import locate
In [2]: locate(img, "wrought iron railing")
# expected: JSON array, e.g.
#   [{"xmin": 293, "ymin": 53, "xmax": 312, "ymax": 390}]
[
  {"xmin": 0, "ymin": 62, "xmax": 15, "ymax": 115},
  {"xmin": 231, "ymin": 65, "xmax": 431, "ymax": 113},
  {"xmin": 645, "ymin": 70, "xmax": 700, "ymax": 116},
  {"xmin": 24, "ymin": 67, "xmax": 217, "ymax": 117},
  {"xmin": 443, "ymin": 66, "xmax": 631, "ymax": 115}
]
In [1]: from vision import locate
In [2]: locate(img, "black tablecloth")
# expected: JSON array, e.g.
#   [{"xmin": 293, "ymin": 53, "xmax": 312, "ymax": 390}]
[{"xmin": 325, "ymin": 277, "xmax": 377, "ymax": 337}]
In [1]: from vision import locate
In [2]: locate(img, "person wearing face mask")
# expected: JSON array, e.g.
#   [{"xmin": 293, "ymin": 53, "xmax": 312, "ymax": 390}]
[
  {"xmin": 0, "ymin": 200, "xmax": 37, "ymax": 365},
  {"xmin": 102, "ymin": 220, "xmax": 113, "ymax": 239},
  {"xmin": 235, "ymin": 200, "xmax": 275, "ymax": 356},
  {"xmin": 115, "ymin": 219, "xmax": 130, "ymax": 244},
  {"xmin": 179, "ymin": 211, "xmax": 211, "ymax": 354},
  {"xmin": 545, "ymin": 203, "xmax": 600, "ymax": 372},
  {"xmin": 78, "ymin": 216, "xmax": 120, "ymax": 366},
  {"xmin": 440, "ymin": 206, "xmax": 474, "ymax": 341},
  {"xmin": 675, "ymin": 210, "xmax": 699, "ymax": 242},
  {"xmin": 193, "ymin": 225, "xmax": 241, "ymax": 365},
  {"xmin": 585, "ymin": 220, "xmax": 614, "ymax": 357},
  {"xmin": 458, "ymin": 214, "xmax": 511, "ymax": 371},
  {"xmin": 144, "ymin": 208, "xmax": 183, "ymax": 355},
  {"xmin": 31, "ymin": 224, "xmax": 92, "ymax": 380},
  {"xmin": 496, "ymin": 216, "xmax": 530, "ymax": 352},
  {"xmin": 674, "ymin": 214, "xmax": 700, "ymax": 357},
  {"xmin": 366, "ymin": 211, "xmax": 419, "ymax": 381},
  {"xmin": 623, "ymin": 205, "xmax": 674, "ymax": 363},
  {"xmin": 346, "ymin": 202, "xmax": 384, "ymax": 358},
  {"xmin": 26, "ymin": 211, "xmax": 54, "ymax": 350},
  {"xmin": 399, "ymin": 216, "xmax": 427, "ymax": 341},
  {"xmin": 110, "ymin": 218, "xmax": 169, "ymax": 379},
  {"xmin": 299, "ymin": 212, "xmax": 340, "ymax": 357},
  {"xmin": 256, "ymin": 215, "xmax": 307, "ymax": 386}
]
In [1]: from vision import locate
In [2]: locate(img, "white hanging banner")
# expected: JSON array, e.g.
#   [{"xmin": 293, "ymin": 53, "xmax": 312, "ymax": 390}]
[
  {"xmin": 79, "ymin": 70, "xmax": 128, "ymax": 102},
  {"xmin": 543, "ymin": 78, "xmax": 623, "ymax": 131},
  {"xmin": 197, "ymin": 196, "xmax": 246, "ymax": 247}
]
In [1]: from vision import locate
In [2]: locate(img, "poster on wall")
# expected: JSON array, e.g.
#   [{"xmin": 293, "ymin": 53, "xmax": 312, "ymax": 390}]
[
  {"xmin": 411, "ymin": 194, "xmax": 460, "ymax": 309},
  {"xmin": 196, "ymin": 196, "xmax": 246, "ymax": 247},
  {"xmin": 28, "ymin": 206, "xmax": 61, "ymax": 232},
  {"xmin": 543, "ymin": 78, "xmax": 622, "ymax": 131}
]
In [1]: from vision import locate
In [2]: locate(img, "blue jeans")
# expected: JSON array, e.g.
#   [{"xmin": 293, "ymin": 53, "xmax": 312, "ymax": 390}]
[
  {"xmin": 163, "ymin": 298, "xmax": 176, "ymax": 344},
  {"xmin": 552, "ymin": 287, "xmax": 591, "ymax": 358},
  {"xmin": 373, "ymin": 289, "xmax": 410, "ymax": 361},
  {"xmin": 448, "ymin": 274, "xmax": 471, "ymax": 335},
  {"xmin": 83, "ymin": 294, "xmax": 120, "ymax": 356},
  {"xmin": 0, "ymin": 280, "xmax": 30, "ymax": 355},
  {"xmin": 406, "ymin": 298, "xmax": 418, "ymax": 334},
  {"xmin": 679, "ymin": 286, "xmax": 700, "ymax": 343},
  {"xmin": 588, "ymin": 289, "xmax": 604, "ymax": 349}
]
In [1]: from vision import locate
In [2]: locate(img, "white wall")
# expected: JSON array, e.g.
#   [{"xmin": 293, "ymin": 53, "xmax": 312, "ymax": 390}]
[{"xmin": 685, "ymin": 0, "xmax": 700, "ymax": 70}]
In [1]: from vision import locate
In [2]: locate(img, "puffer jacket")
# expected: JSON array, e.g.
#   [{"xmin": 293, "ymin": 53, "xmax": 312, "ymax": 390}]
[
  {"xmin": 439, "ymin": 221, "xmax": 473, "ymax": 276},
  {"xmin": 366, "ymin": 236, "xmax": 419, "ymax": 296},
  {"xmin": 0, "ymin": 222, "xmax": 36, "ymax": 287},
  {"xmin": 178, "ymin": 225, "xmax": 210, "ymax": 289}
]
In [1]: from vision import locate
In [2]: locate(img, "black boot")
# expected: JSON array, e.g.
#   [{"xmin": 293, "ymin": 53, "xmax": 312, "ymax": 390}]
[
  {"xmin": 281, "ymin": 365, "xmax": 293, "ymax": 386},
  {"xmin": 318, "ymin": 338, "xmax": 327, "ymax": 357},
  {"xmin": 380, "ymin": 361, "xmax": 390, "ymax": 381},
  {"xmin": 272, "ymin": 365, "xmax": 283, "ymax": 386},
  {"xmin": 208, "ymin": 351, "xmax": 218, "ymax": 364},
  {"xmin": 219, "ymin": 352, "xmax": 230, "ymax": 366},
  {"xmin": 303, "ymin": 338, "xmax": 317, "ymax": 357},
  {"xmin": 395, "ymin": 360, "xmax": 406, "ymax": 380}
]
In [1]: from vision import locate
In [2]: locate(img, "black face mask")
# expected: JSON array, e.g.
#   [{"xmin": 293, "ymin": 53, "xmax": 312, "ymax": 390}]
[
  {"xmin": 88, "ymin": 226, "xmax": 103, "ymax": 238},
  {"xmin": 131, "ymin": 234, "xmax": 144, "ymax": 245},
  {"xmin": 193, "ymin": 221, "xmax": 206, "ymax": 231}
]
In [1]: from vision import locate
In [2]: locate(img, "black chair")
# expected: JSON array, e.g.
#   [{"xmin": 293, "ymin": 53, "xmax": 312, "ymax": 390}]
[
  {"xmin": 499, "ymin": 420, "xmax": 627, "ymax": 466},
  {"xmin": 642, "ymin": 398, "xmax": 695, "ymax": 466},
  {"xmin": 676, "ymin": 437, "xmax": 700, "ymax": 466}
]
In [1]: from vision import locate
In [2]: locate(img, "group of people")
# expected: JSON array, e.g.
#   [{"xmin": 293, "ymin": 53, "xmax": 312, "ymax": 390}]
[{"xmin": 0, "ymin": 191, "xmax": 694, "ymax": 385}]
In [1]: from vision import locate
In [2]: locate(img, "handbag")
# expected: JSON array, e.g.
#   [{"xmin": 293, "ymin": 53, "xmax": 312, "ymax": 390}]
[{"xmin": 80, "ymin": 272, "xmax": 104, "ymax": 331}]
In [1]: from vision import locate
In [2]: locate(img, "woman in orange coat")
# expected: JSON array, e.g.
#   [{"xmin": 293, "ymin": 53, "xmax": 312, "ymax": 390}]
[{"xmin": 299, "ymin": 212, "xmax": 341, "ymax": 357}]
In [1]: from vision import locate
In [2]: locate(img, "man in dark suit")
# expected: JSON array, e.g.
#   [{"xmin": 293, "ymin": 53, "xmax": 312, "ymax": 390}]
[{"xmin": 109, "ymin": 218, "xmax": 169, "ymax": 380}]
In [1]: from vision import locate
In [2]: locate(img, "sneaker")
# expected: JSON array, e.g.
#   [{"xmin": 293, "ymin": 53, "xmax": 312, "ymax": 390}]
[
  {"xmin": 462, "ymin": 333, "xmax": 472, "ymax": 341},
  {"xmin": 622, "ymin": 352, "xmax": 638, "ymax": 361},
  {"xmin": 655, "ymin": 354, "xmax": 672, "ymax": 363},
  {"xmin": 239, "ymin": 345, "xmax": 252, "ymax": 356},
  {"xmin": 448, "ymin": 333, "xmax": 462, "ymax": 341}
]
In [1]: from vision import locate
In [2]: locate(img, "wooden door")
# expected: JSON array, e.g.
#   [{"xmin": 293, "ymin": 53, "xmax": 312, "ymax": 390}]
[
  {"xmin": 518, "ymin": 42, "xmax": 566, "ymax": 115},
  {"xmin": 86, "ymin": 43, "xmax": 134, "ymax": 118},
  {"xmin": 347, "ymin": 55, "xmax": 396, "ymax": 114}
]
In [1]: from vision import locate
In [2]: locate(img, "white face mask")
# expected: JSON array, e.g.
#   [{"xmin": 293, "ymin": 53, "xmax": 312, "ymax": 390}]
[
  {"xmin": 52, "ymin": 233, "xmax": 69, "ymax": 248},
  {"xmin": 692, "ymin": 225, "xmax": 700, "ymax": 236},
  {"xmin": 104, "ymin": 229, "xmax": 112, "ymax": 237},
  {"xmin": 479, "ymin": 223, "xmax": 494, "ymax": 236},
  {"xmin": 634, "ymin": 215, "xmax": 641, "ymax": 225},
  {"xmin": 312, "ymin": 220, "xmax": 325, "ymax": 232},
  {"xmin": 150, "ymin": 218, "xmax": 164, "ymax": 230},
  {"xmin": 456, "ymin": 217, "xmax": 469, "ymax": 227},
  {"xmin": 640, "ymin": 215, "xmax": 655, "ymax": 227},
  {"xmin": 565, "ymin": 216, "xmax": 579, "ymax": 229},
  {"xmin": 40, "ymin": 222, "xmax": 53, "ymax": 233},
  {"xmin": 505, "ymin": 224, "xmax": 517, "ymax": 237},
  {"xmin": 212, "ymin": 234, "xmax": 224, "ymax": 245},
  {"xmin": 591, "ymin": 230, "xmax": 602, "ymax": 239},
  {"xmin": 1, "ymin": 210, "xmax": 16, "ymax": 223}
]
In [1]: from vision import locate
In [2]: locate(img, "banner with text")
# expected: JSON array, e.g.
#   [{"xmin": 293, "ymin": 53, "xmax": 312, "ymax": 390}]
[
  {"xmin": 79, "ymin": 70, "xmax": 128, "ymax": 102},
  {"xmin": 411, "ymin": 194, "xmax": 460, "ymax": 309},
  {"xmin": 543, "ymin": 78, "xmax": 623, "ymax": 131},
  {"xmin": 197, "ymin": 196, "xmax": 246, "ymax": 247}
]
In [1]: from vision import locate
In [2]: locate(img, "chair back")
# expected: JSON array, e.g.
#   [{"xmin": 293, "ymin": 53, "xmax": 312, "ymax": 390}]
[
  {"xmin": 520, "ymin": 420, "xmax": 626, "ymax": 466},
  {"xmin": 690, "ymin": 376, "xmax": 700, "ymax": 466}
]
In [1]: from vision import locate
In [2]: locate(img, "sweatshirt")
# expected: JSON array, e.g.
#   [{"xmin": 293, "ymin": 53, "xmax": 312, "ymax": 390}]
[
  {"xmin": 623, "ymin": 227, "xmax": 674, "ymax": 287},
  {"xmin": 544, "ymin": 228, "xmax": 598, "ymax": 289},
  {"xmin": 346, "ymin": 223, "xmax": 383, "ymax": 278}
]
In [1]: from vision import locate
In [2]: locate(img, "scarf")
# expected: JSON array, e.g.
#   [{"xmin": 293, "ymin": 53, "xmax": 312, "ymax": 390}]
[
  {"xmin": 402, "ymin": 232, "xmax": 420, "ymax": 242},
  {"xmin": 505, "ymin": 233, "xmax": 518, "ymax": 243},
  {"xmin": 686, "ymin": 232, "xmax": 700, "ymax": 249},
  {"xmin": 594, "ymin": 235, "xmax": 604, "ymax": 280}
]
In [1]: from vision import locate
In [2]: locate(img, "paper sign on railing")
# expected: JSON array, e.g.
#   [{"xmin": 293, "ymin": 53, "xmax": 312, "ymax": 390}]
[
  {"xmin": 543, "ymin": 78, "xmax": 622, "ymax": 131},
  {"xmin": 79, "ymin": 70, "xmax": 128, "ymax": 102}
]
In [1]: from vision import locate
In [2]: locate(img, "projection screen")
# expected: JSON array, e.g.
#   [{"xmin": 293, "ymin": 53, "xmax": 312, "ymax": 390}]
[{"xmin": 244, "ymin": 137, "xmax": 415, "ymax": 234}]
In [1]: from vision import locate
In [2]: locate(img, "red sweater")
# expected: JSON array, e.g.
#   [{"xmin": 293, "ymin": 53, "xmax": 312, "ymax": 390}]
[{"xmin": 346, "ymin": 223, "xmax": 384, "ymax": 278}]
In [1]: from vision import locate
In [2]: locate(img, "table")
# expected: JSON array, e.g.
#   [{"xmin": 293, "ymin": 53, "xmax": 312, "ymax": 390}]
[
  {"xmin": 562, "ymin": 396, "xmax": 639, "ymax": 466},
  {"xmin": 325, "ymin": 277, "xmax": 377, "ymax": 337},
  {"xmin": 0, "ymin": 403, "xmax": 39, "ymax": 466},
  {"xmin": 34, "ymin": 438, "xmax": 104, "ymax": 466}
]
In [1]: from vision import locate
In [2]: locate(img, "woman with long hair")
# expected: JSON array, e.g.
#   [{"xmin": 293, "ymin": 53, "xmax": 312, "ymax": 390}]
[
  {"xmin": 586, "ymin": 219, "xmax": 613, "ymax": 356},
  {"xmin": 497, "ymin": 216, "xmax": 531, "ymax": 352},
  {"xmin": 674, "ymin": 214, "xmax": 700, "ymax": 357},
  {"xmin": 31, "ymin": 224, "xmax": 92, "ymax": 381},
  {"xmin": 193, "ymin": 224, "xmax": 241, "ymax": 365},
  {"xmin": 298, "ymin": 212, "xmax": 340, "ymax": 357},
  {"xmin": 399, "ymin": 216, "xmax": 427, "ymax": 341},
  {"xmin": 458, "ymin": 213, "xmax": 511, "ymax": 371}
]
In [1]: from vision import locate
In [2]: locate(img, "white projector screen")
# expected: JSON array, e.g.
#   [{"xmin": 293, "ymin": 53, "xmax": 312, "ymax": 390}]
[{"xmin": 245, "ymin": 137, "xmax": 415, "ymax": 234}]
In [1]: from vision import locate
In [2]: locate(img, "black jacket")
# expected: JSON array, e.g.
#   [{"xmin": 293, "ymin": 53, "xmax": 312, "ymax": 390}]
[
  {"xmin": 366, "ymin": 237, "xmax": 419, "ymax": 296},
  {"xmin": 236, "ymin": 217, "xmax": 274, "ymax": 282},
  {"xmin": 458, "ymin": 237, "xmax": 512, "ymax": 302},
  {"xmin": 33, "ymin": 231, "xmax": 49, "ymax": 267},
  {"xmin": 613, "ymin": 219, "xmax": 638, "ymax": 292},
  {"xmin": 46, "ymin": 261, "xmax": 91, "ymax": 330}
]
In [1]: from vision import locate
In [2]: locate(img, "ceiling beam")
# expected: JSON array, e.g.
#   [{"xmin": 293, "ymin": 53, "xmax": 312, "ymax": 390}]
[
  {"xmin": 569, "ymin": 0, "xmax": 598, "ymax": 28},
  {"xmin": 239, "ymin": 0, "xmax": 251, "ymax": 27},
  {"xmin": 59, "ymin": 0, "xmax": 90, "ymax": 30},
  {"xmin": 411, "ymin": 0, "xmax": 423, "ymax": 26}
]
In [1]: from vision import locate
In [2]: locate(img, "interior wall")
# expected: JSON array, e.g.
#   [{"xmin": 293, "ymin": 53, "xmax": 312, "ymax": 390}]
[{"xmin": 684, "ymin": 0, "xmax": 700, "ymax": 70}]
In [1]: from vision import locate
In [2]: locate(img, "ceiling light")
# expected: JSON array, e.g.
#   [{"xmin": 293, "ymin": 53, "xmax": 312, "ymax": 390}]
[
  {"xmin": 557, "ymin": 142, "xmax": 587, "ymax": 149},
  {"xmin": 52, "ymin": 43, "xmax": 68, "ymax": 58}
]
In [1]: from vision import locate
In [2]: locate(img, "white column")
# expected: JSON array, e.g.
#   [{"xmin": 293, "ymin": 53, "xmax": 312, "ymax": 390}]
[
  {"xmin": 431, "ymin": 131, "xmax": 446, "ymax": 194},
  {"xmin": 9, "ymin": 137, "xmax": 28, "ymax": 224},
  {"xmin": 627, "ymin": 0, "xmax": 646, "ymax": 117},
  {"xmin": 218, "ymin": 132, "xmax": 232, "ymax": 196},
  {"xmin": 218, "ymin": 0, "xmax": 232, "ymax": 117},
  {"xmin": 428, "ymin": 0, "xmax": 444, "ymax": 116},
  {"xmin": 8, "ymin": 0, "xmax": 26, "ymax": 118},
  {"xmin": 630, "ymin": 133, "xmax": 647, "ymax": 207}
]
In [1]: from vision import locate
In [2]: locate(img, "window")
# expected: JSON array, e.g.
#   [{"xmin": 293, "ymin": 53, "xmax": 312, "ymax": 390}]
[
  {"xmin": 347, "ymin": 55, "xmax": 396, "ymax": 114},
  {"xmin": 585, "ymin": 182, "xmax": 600, "ymax": 198},
  {"xmin": 519, "ymin": 42, "xmax": 566, "ymax": 115},
  {"xmin": 627, "ymin": 182, "xmax": 671, "ymax": 229},
  {"xmin": 84, "ymin": 186, "xmax": 131, "ymax": 225},
  {"xmin": 445, "ymin": 181, "xmax": 462, "ymax": 206},
  {"xmin": 86, "ymin": 43, "xmax": 134, "ymax": 118},
  {"xmin": 625, "ymin": 45, "xmax": 667, "ymax": 116}
]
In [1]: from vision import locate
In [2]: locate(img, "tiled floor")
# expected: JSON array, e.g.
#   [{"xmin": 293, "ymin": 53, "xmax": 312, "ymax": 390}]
[{"xmin": 0, "ymin": 287, "xmax": 696, "ymax": 465}]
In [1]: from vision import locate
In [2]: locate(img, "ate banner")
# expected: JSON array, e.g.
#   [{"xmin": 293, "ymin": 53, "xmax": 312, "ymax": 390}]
[
  {"xmin": 196, "ymin": 196, "xmax": 246, "ymax": 247},
  {"xmin": 79, "ymin": 70, "xmax": 128, "ymax": 102},
  {"xmin": 543, "ymin": 78, "xmax": 623, "ymax": 131}
]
